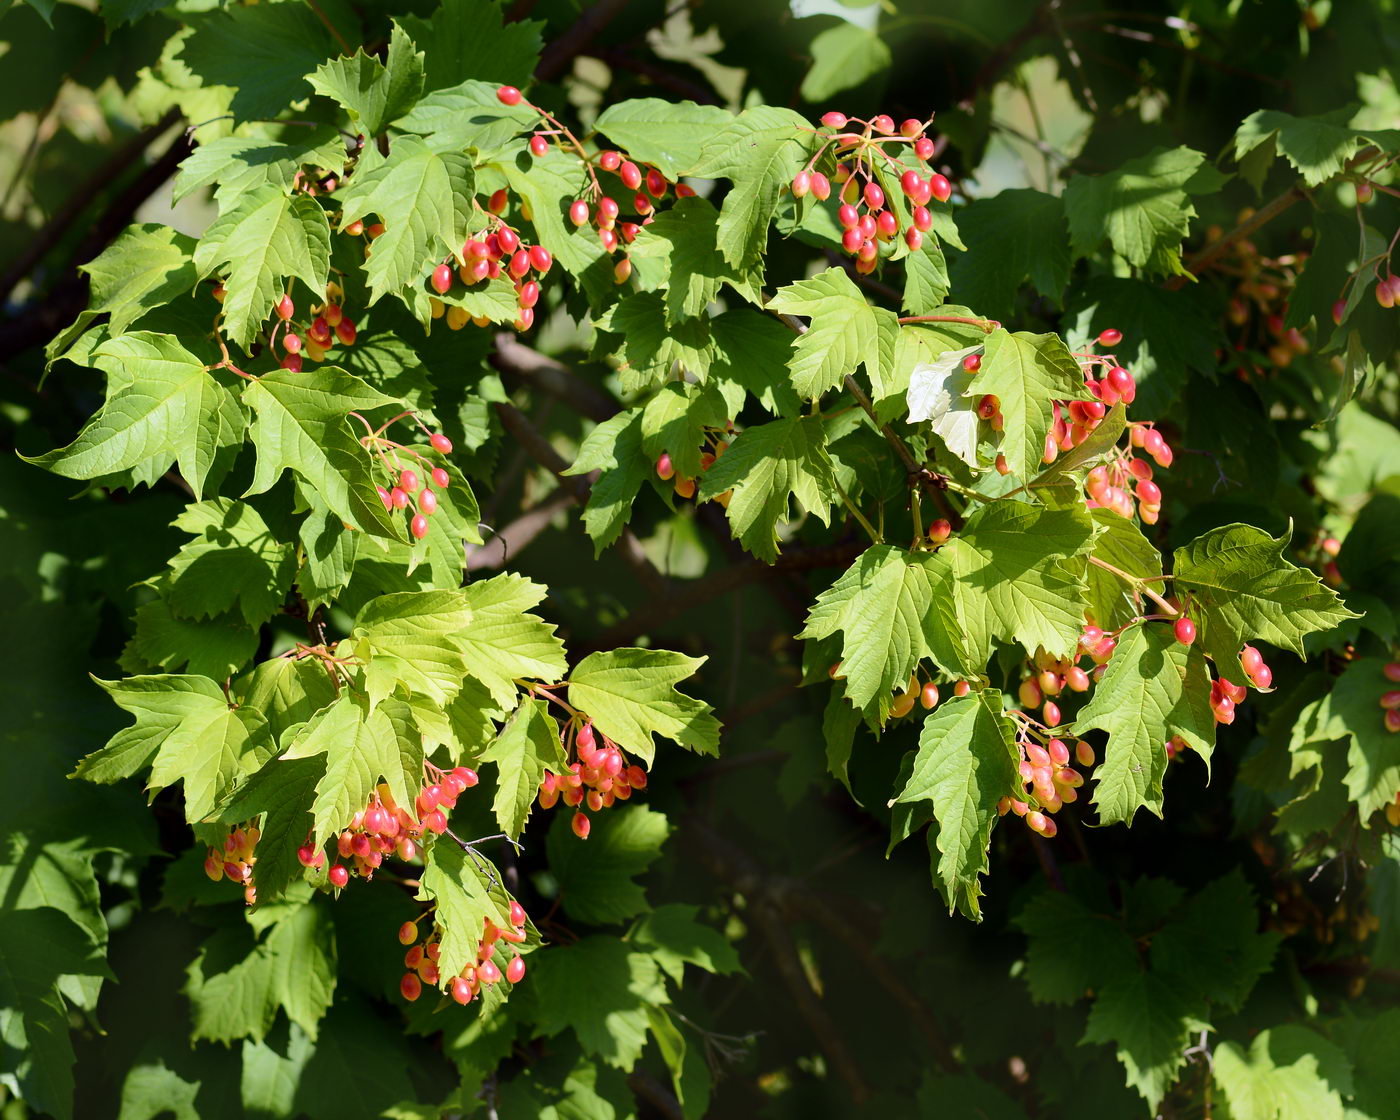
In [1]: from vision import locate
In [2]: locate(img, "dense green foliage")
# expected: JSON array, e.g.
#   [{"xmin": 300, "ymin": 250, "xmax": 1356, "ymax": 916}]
[{"xmin": 3, "ymin": 0, "xmax": 1400, "ymax": 1117}]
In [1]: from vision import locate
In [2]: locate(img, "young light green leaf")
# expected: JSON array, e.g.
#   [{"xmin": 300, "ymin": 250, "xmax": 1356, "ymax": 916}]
[
  {"xmin": 546, "ymin": 805, "xmax": 671, "ymax": 926},
  {"xmin": 901, "ymin": 236, "xmax": 951, "ymax": 316},
  {"xmin": 565, "ymin": 649, "xmax": 719, "ymax": 767},
  {"xmin": 477, "ymin": 698, "xmax": 568, "ymax": 840},
  {"xmin": 1172, "ymin": 523, "xmax": 1359, "ymax": 670},
  {"xmin": 121, "ymin": 597, "xmax": 260, "ymax": 680},
  {"xmin": 242, "ymin": 365, "xmax": 401, "ymax": 538},
  {"xmin": 1073, "ymin": 622, "xmax": 1215, "ymax": 826},
  {"xmin": 165, "ymin": 499, "xmax": 296, "ymax": 627},
  {"xmin": 896, "ymin": 692, "xmax": 1020, "ymax": 920},
  {"xmin": 1213, "ymin": 1027, "xmax": 1349, "ymax": 1120},
  {"xmin": 767, "ymin": 267, "xmax": 899, "ymax": 399},
  {"xmin": 1290, "ymin": 659, "xmax": 1400, "ymax": 819},
  {"xmin": 458, "ymin": 574, "xmax": 567, "ymax": 708},
  {"xmin": 628, "ymin": 904, "xmax": 741, "ymax": 985},
  {"xmin": 336, "ymin": 137, "xmax": 474, "ymax": 303},
  {"xmin": 977, "ymin": 329, "xmax": 1092, "ymax": 479},
  {"xmin": 688, "ymin": 106, "xmax": 814, "ymax": 268},
  {"xmin": 307, "ymin": 24, "xmax": 423, "ymax": 138},
  {"xmin": 801, "ymin": 545, "xmax": 970, "ymax": 714},
  {"xmin": 1063, "ymin": 147, "xmax": 1206, "ymax": 275},
  {"xmin": 76, "ymin": 223, "xmax": 198, "ymax": 335},
  {"xmin": 628, "ymin": 196, "xmax": 758, "ymax": 324},
  {"xmin": 174, "ymin": 134, "xmax": 346, "ymax": 207},
  {"xmin": 354, "ymin": 590, "xmax": 474, "ymax": 710},
  {"xmin": 21, "ymin": 332, "xmax": 243, "ymax": 500},
  {"xmin": 394, "ymin": 78, "xmax": 537, "ymax": 152},
  {"xmin": 696, "ymin": 416, "xmax": 836, "ymax": 562},
  {"xmin": 77, "ymin": 674, "xmax": 228, "ymax": 784},
  {"xmin": 192, "ymin": 187, "xmax": 331, "ymax": 349},
  {"xmin": 935, "ymin": 501, "xmax": 1095, "ymax": 665}
]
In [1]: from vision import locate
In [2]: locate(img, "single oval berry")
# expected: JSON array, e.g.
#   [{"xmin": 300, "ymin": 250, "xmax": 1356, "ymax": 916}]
[
  {"xmin": 496, "ymin": 85, "xmax": 523, "ymax": 106},
  {"xmin": 280, "ymin": 354, "xmax": 303, "ymax": 373},
  {"xmin": 569, "ymin": 199, "xmax": 590, "ymax": 227},
  {"xmin": 336, "ymin": 317, "xmax": 357, "ymax": 346},
  {"xmin": 792, "ymin": 170, "xmax": 811, "ymax": 198},
  {"xmin": 400, "ymin": 972, "xmax": 422, "ymax": 1001},
  {"xmin": 419, "ymin": 489, "xmax": 439, "ymax": 515},
  {"xmin": 432, "ymin": 263, "xmax": 453, "ymax": 294},
  {"xmin": 820, "ymin": 111, "xmax": 847, "ymax": 128},
  {"xmin": 962, "ymin": 353, "xmax": 981, "ymax": 373},
  {"xmin": 1097, "ymin": 328, "xmax": 1123, "ymax": 347},
  {"xmin": 430, "ymin": 467, "xmax": 451, "ymax": 491},
  {"xmin": 905, "ymin": 228, "xmax": 923, "ymax": 252},
  {"xmin": 275, "ymin": 293, "xmax": 294, "ymax": 320},
  {"xmin": 914, "ymin": 137, "xmax": 935, "ymax": 160},
  {"xmin": 811, "ymin": 172, "xmax": 831, "ymax": 200},
  {"xmin": 1174, "ymin": 617, "xmax": 1196, "ymax": 645},
  {"xmin": 912, "ymin": 206, "xmax": 933, "ymax": 232},
  {"xmin": 528, "ymin": 244, "xmax": 552, "ymax": 273},
  {"xmin": 929, "ymin": 174, "xmax": 952, "ymax": 202},
  {"xmin": 572, "ymin": 811, "xmax": 591, "ymax": 839},
  {"xmin": 505, "ymin": 955, "xmax": 526, "ymax": 983},
  {"xmin": 328, "ymin": 864, "xmax": 349, "ymax": 887},
  {"xmin": 400, "ymin": 469, "xmax": 420, "ymax": 493},
  {"xmin": 410, "ymin": 514, "xmax": 429, "ymax": 539},
  {"xmin": 927, "ymin": 518, "xmax": 951, "ymax": 544},
  {"xmin": 900, "ymin": 169, "xmax": 923, "ymax": 198},
  {"xmin": 646, "ymin": 168, "xmax": 667, "ymax": 198},
  {"xmin": 920, "ymin": 682, "xmax": 940, "ymax": 710},
  {"xmin": 619, "ymin": 161, "xmax": 642, "ymax": 190},
  {"xmin": 529, "ymin": 134, "xmax": 548, "ymax": 157},
  {"xmin": 656, "ymin": 452, "xmax": 674, "ymax": 481},
  {"xmin": 863, "ymin": 181, "xmax": 885, "ymax": 209},
  {"xmin": 871, "ymin": 114, "xmax": 895, "ymax": 134}
]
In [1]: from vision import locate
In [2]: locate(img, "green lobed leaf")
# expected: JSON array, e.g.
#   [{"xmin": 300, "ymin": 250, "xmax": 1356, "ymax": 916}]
[
  {"xmin": 417, "ymin": 839, "xmax": 511, "ymax": 983},
  {"xmin": 164, "ymin": 499, "xmax": 296, "ymax": 627},
  {"xmin": 398, "ymin": 0, "xmax": 543, "ymax": 93},
  {"xmin": 1079, "ymin": 507, "xmax": 1163, "ymax": 631},
  {"xmin": 934, "ymin": 501, "xmax": 1094, "ymax": 667},
  {"xmin": 394, "ymin": 78, "xmax": 537, "ymax": 152},
  {"xmin": 1073, "ymin": 622, "xmax": 1216, "ymax": 825},
  {"xmin": 1063, "ymin": 147, "xmax": 1206, "ymax": 275},
  {"xmin": 353, "ymin": 589, "xmax": 474, "ymax": 710},
  {"xmin": 801, "ymin": 545, "xmax": 970, "ymax": 717},
  {"xmin": 688, "ymin": 106, "xmax": 815, "ymax": 269},
  {"xmin": 174, "ymin": 133, "xmax": 346, "ymax": 207},
  {"xmin": 1172, "ymin": 523, "xmax": 1359, "ymax": 669},
  {"xmin": 696, "ymin": 416, "xmax": 837, "ymax": 562},
  {"xmin": 477, "ymin": 698, "xmax": 568, "ymax": 841},
  {"xmin": 336, "ymin": 137, "xmax": 474, "ymax": 304},
  {"xmin": 594, "ymin": 291, "xmax": 713, "ymax": 390},
  {"xmin": 1233, "ymin": 108, "xmax": 1366, "ymax": 190},
  {"xmin": 21, "ymin": 332, "xmax": 243, "ymax": 500},
  {"xmin": 1213, "ymin": 1027, "xmax": 1350, "ymax": 1120},
  {"xmin": 977, "ymin": 329, "xmax": 1092, "ymax": 479},
  {"xmin": 241, "ymin": 365, "xmax": 401, "ymax": 538},
  {"xmin": 307, "ymin": 24, "xmax": 424, "ymax": 138},
  {"xmin": 563, "ymin": 409, "xmax": 649, "ymax": 553},
  {"xmin": 459, "ymin": 573, "xmax": 568, "ymax": 708},
  {"xmin": 565, "ymin": 649, "xmax": 720, "ymax": 767},
  {"xmin": 1081, "ymin": 969, "xmax": 1207, "ymax": 1108},
  {"xmin": 192, "ymin": 187, "xmax": 331, "ymax": 350},
  {"xmin": 120, "ymin": 595, "xmax": 260, "ymax": 681},
  {"xmin": 767, "ymin": 267, "xmax": 899, "ymax": 400},
  {"xmin": 628, "ymin": 904, "xmax": 741, "ymax": 985},
  {"xmin": 219, "ymin": 755, "xmax": 326, "ymax": 900},
  {"xmin": 592, "ymin": 98, "xmax": 734, "ymax": 180},
  {"xmin": 546, "ymin": 805, "xmax": 671, "ymax": 926},
  {"xmin": 896, "ymin": 692, "xmax": 1020, "ymax": 919},
  {"xmin": 639, "ymin": 380, "xmax": 728, "ymax": 481},
  {"xmin": 948, "ymin": 189, "xmax": 1070, "ymax": 320},
  {"xmin": 1014, "ymin": 887, "xmax": 1139, "ymax": 1006},
  {"xmin": 1292, "ymin": 659, "xmax": 1400, "ymax": 819},
  {"xmin": 628, "ymin": 196, "xmax": 758, "ymax": 324},
  {"xmin": 74, "ymin": 223, "xmax": 199, "ymax": 336}
]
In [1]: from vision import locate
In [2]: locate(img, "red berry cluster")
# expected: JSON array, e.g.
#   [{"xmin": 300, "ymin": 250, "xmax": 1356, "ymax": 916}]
[
  {"xmin": 397, "ymin": 900, "xmax": 529, "ymax": 1004},
  {"xmin": 203, "ymin": 822, "xmax": 260, "ymax": 905},
  {"xmin": 215, "ymin": 283, "xmax": 359, "ymax": 374},
  {"xmin": 999, "ymin": 733, "xmax": 1095, "ymax": 839},
  {"xmin": 1380, "ymin": 661, "xmax": 1400, "ymax": 734},
  {"xmin": 654, "ymin": 422, "xmax": 733, "ymax": 505},
  {"xmin": 353, "ymin": 412, "xmax": 455, "ymax": 541},
  {"xmin": 429, "ymin": 210, "xmax": 554, "ymax": 332},
  {"xmin": 1172, "ymin": 614, "xmax": 1271, "ymax": 723},
  {"xmin": 301, "ymin": 764, "xmax": 479, "ymax": 887},
  {"xmin": 791, "ymin": 110, "xmax": 949, "ymax": 274},
  {"xmin": 495, "ymin": 84, "xmax": 695, "ymax": 289},
  {"xmin": 537, "ymin": 719, "xmax": 647, "ymax": 840}
]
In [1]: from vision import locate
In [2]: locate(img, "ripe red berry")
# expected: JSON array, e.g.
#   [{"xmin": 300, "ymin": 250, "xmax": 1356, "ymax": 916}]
[
  {"xmin": 1098, "ymin": 328, "xmax": 1123, "ymax": 347},
  {"xmin": 875, "ymin": 209, "xmax": 898, "ymax": 239},
  {"xmin": 497, "ymin": 85, "xmax": 523, "ymax": 106},
  {"xmin": 505, "ymin": 955, "xmax": 526, "ymax": 983},
  {"xmin": 820, "ymin": 111, "xmax": 848, "ymax": 128},
  {"xmin": 619, "ymin": 161, "xmax": 642, "ymax": 190},
  {"xmin": 871, "ymin": 114, "xmax": 894, "ymax": 134},
  {"xmin": 914, "ymin": 137, "xmax": 935, "ymax": 160},
  {"xmin": 450, "ymin": 976, "xmax": 473, "ymax": 1004},
  {"xmin": 432, "ymin": 263, "xmax": 453, "ymax": 294},
  {"xmin": 508, "ymin": 249, "xmax": 529, "ymax": 278},
  {"xmin": 792, "ymin": 170, "xmax": 812, "ymax": 198},
  {"xmin": 599, "ymin": 150, "xmax": 621, "ymax": 171},
  {"xmin": 912, "ymin": 206, "xmax": 932, "ymax": 232},
  {"xmin": 863, "ymin": 181, "xmax": 885, "ymax": 209},
  {"xmin": 410, "ymin": 514, "xmax": 429, "ymax": 539},
  {"xmin": 328, "ymin": 864, "xmax": 349, "ymax": 887},
  {"xmin": 336, "ymin": 317, "xmax": 356, "ymax": 345},
  {"xmin": 646, "ymin": 169, "xmax": 666, "ymax": 198},
  {"xmin": 1174, "ymin": 617, "xmax": 1196, "ymax": 645},
  {"xmin": 811, "ymin": 172, "xmax": 831, "ymax": 200},
  {"xmin": 280, "ymin": 354, "xmax": 302, "ymax": 372},
  {"xmin": 572, "ymin": 812, "xmax": 591, "ymax": 839},
  {"xmin": 528, "ymin": 244, "xmax": 552, "ymax": 273},
  {"xmin": 905, "ymin": 228, "xmax": 923, "ymax": 251},
  {"xmin": 509, "ymin": 900, "xmax": 527, "ymax": 926},
  {"xmin": 962, "ymin": 353, "xmax": 981, "ymax": 373},
  {"xmin": 920, "ymin": 682, "xmax": 940, "ymax": 709},
  {"xmin": 929, "ymin": 174, "xmax": 952, "ymax": 203},
  {"xmin": 419, "ymin": 489, "xmax": 439, "ymax": 515},
  {"xmin": 488, "ymin": 189, "xmax": 508, "ymax": 215},
  {"xmin": 899, "ymin": 118, "xmax": 923, "ymax": 138},
  {"xmin": 275, "ymin": 293, "xmax": 294, "ymax": 321},
  {"xmin": 900, "ymin": 170, "xmax": 922, "ymax": 198},
  {"xmin": 569, "ymin": 200, "xmax": 590, "ymax": 226},
  {"xmin": 398, "ymin": 921, "xmax": 418, "ymax": 945},
  {"xmin": 529, "ymin": 134, "xmax": 548, "ymax": 157},
  {"xmin": 400, "ymin": 972, "xmax": 422, "ymax": 1001}
]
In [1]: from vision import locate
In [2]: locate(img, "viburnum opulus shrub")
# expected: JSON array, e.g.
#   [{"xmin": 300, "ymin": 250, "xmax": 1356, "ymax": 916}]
[{"xmin": 5, "ymin": 0, "xmax": 1400, "ymax": 1116}]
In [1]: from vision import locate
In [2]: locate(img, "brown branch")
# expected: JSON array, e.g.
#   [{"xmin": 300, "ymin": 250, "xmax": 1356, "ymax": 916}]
[
  {"xmin": 465, "ymin": 486, "xmax": 576, "ymax": 570},
  {"xmin": 588, "ymin": 47, "xmax": 721, "ymax": 105},
  {"xmin": 489, "ymin": 333, "xmax": 618, "ymax": 423},
  {"xmin": 305, "ymin": 0, "xmax": 353, "ymax": 54}
]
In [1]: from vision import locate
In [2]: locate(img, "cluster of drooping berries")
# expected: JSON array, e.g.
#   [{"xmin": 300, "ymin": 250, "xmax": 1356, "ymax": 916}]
[
  {"xmin": 654, "ymin": 421, "xmax": 734, "ymax": 505},
  {"xmin": 300, "ymin": 764, "xmax": 479, "ymax": 887},
  {"xmin": 998, "ymin": 731, "xmax": 1095, "ymax": 839},
  {"xmin": 537, "ymin": 719, "xmax": 647, "ymax": 840},
  {"xmin": 1014, "ymin": 632, "xmax": 1112, "ymax": 728},
  {"xmin": 429, "ymin": 207, "xmax": 555, "ymax": 332},
  {"xmin": 1345, "ymin": 176, "xmax": 1400, "ymax": 314},
  {"xmin": 495, "ymin": 84, "xmax": 695, "ymax": 288},
  {"xmin": 790, "ymin": 110, "xmax": 949, "ymax": 274},
  {"xmin": 397, "ymin": 901, "xmax": 529, "ymax": 1005},
  {"xmin": 203, "ymin": 822, "xmax": 260, "ymax": 905},
  {"xmin": 352, "ymin": 412, "xmax": 456, "ymax": 541},
  {"xmin": 212, "ymin": 281, "xmax": 359, "ymax": 374}
]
